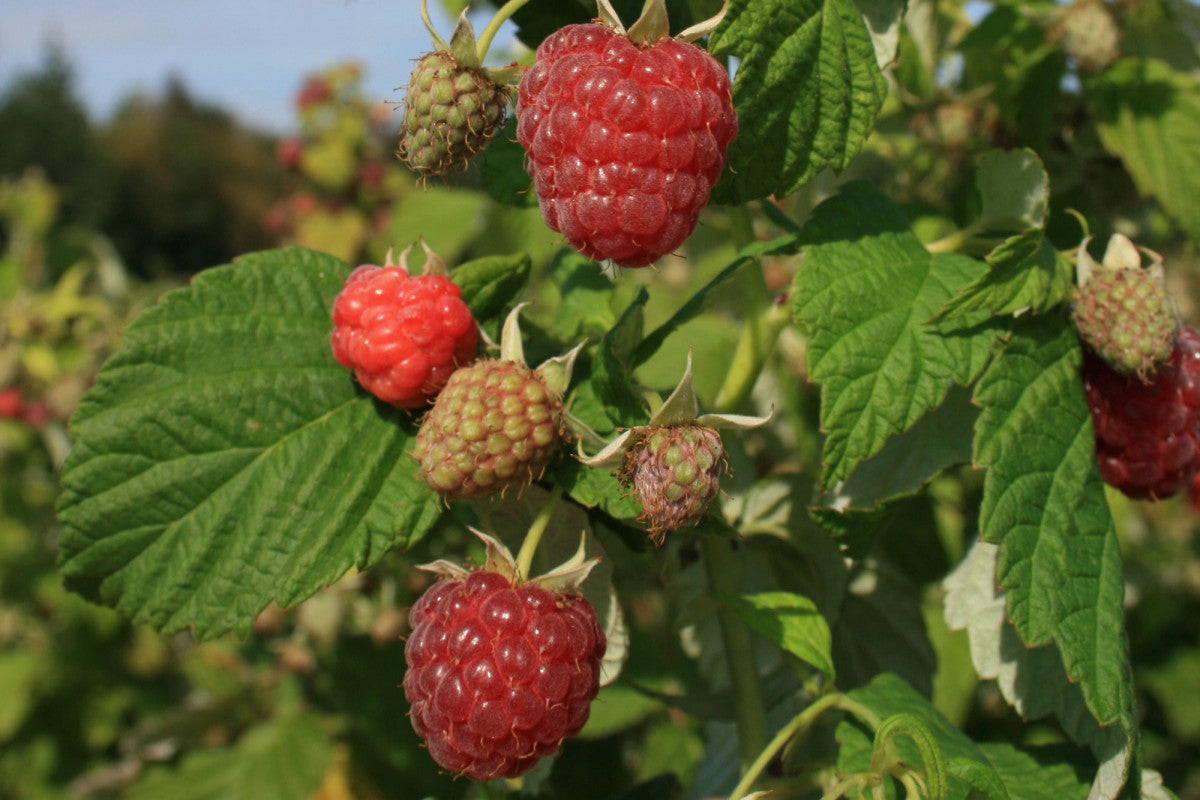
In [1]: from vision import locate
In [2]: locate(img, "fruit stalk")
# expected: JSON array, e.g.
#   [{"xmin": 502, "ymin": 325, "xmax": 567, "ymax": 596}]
[
  {"xmin": 701, "ymin": 532, "xmax": 768, "ymax": 771},
  {"xmin": 713, "ymin": 204, "xmax": 783, "ymax": 413},
  {"xmin": 475, "ymin": 0, "xmax": 537, "ymax": 61},
  {"xmin": 515, "ymin": 483, "xmax": 564, "ymax": 580},
  {"xmin": 727, "ymin": 691, "xmax": 843, "ymax": 800}
]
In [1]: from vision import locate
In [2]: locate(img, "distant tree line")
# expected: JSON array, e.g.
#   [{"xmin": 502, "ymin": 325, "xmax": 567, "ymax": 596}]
[{"xmin": 0, "ymin": 46, "xmax": 289, "ymax": 277}]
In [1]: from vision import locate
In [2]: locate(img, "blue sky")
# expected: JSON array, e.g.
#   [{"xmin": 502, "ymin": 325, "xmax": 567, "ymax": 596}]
[{"xmin": 0, "ymin": 1, "xmax": 519, "ymax": 135}]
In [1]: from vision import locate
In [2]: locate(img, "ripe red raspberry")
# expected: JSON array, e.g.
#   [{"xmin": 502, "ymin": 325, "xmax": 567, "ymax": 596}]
[
  {"xmin": 330, "ymin": 264, "xmax": 477, "ymax": 409},
  {"xmin": 1188, "ymin": 471, "xmax": 1200, "ymax": 514},
  {"xmin": 404, "ymin": 569, "xmax": 605, "ymax": 780},
  {"xmin": 516, "ymin": 23, "xmax": 737, "ymax": 267},
  {"xmin": 0, "ymin": 387, "xmax": 23, "ymax": 420},
  {"xmin": 1083, "ymin": 325, "xmax": 1200, "ymax": 500}
]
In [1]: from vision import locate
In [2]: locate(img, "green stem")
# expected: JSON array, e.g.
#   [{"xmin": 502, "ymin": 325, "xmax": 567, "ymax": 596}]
[
  {"xmin": 476, "ymin": 0, "xmax": 537, "ymax": 61},
  {"xmin": 514, "ymin": 484, "xmax": 563, "ymax": 579},
  {"xmin": 727, "ymin": 692, "xmax": 844, "ymax": 800},
  {"xmin": 713, "ymin": 204, "xmax": 782, "ymax": 413},
  {"xmin": 924, "ymin": 222, "xmax": 982, "ymax": 255},
  {"xmin": 701, "ymin": 534, "xmax": 768, "ymax": 772},
  {"xmin": 834, "ymin": 694, "xmax": 884, "ymax": 732},
  {"xmin": 820, "ymin": 775, "xmax": 868, "ymax": 800}
]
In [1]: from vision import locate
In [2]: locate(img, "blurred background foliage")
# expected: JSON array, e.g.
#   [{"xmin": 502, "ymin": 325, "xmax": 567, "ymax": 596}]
[{"xmin": 1, "ymin": 0, "xmax": 1200, "ymax": 797}]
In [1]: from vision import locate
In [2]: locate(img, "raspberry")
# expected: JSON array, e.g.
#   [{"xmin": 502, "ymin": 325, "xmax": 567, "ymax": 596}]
[
  {"xmin": 330, "ymin": 263, "xmax": 477, "ymax": 409},
  {"xmin": 1083, "ymin": 325, "xmax": 1200, "ymax": 500},
  {"xmin": 398, "ymin": 50, "xmax": 510, "ymax": 176},
  {"xmin": 623, "ymin": 424, "xmax": 726, "ymax": 540},
  {"xmin": 1189, "ymin": 471, "xmax": 1200, "ymax": 515},
  {"xmin": 414, "ymin": 359, "xmax": 564, "ymax": 499},
  {"xmin": 1073, "ymin": 267, "xmax": 1177, "ymax": 380},
  {"xmin": 516, "ymin": 22, "xmax": 737, "ymax": 267},
  {"xmin": 0, "ymin": 388, "xmax": 23, "ymax": 420},
  {"xmin": 404, "ymin": 568, "xmax": 605, "ymax": 780},
  {"xmin": 1050, "ymin": 0, "xmax": 1120, "ymax": 73}
]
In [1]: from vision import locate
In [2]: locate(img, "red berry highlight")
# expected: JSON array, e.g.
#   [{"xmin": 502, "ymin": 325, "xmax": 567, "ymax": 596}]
[
  {"xmin": 1083, "ymin": 325, "xmax": 1200, "ymax": 500},
  {"xmin": 404, "ymin": 570, "xmax": 605, "ymax": 780},
  {"xmin": 330, "ymin": 265, "xmax": 477, "ymax": 409},
  {"xmin": 516, "ymin": 23, "xmax": 736, "ymax": 267}
]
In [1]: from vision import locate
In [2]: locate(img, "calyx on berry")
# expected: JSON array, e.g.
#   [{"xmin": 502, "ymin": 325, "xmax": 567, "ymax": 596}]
[
  {"xmin": 1072, "ymin": 232, "xmax": 1179, "ymax": 381},
  {"xmin": 594, "ymin": 0, "xmax": 731, "ymax": 45},
  {"xmin": 418, "ymin": 526, "xmax": 601, "ymax": 592},
  {"xmin": 579, "ymin": 350, "xmax": 770, "ymax": 540}
]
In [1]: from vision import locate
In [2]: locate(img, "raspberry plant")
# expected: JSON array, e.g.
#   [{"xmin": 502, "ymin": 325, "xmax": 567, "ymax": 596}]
[{"xmin": 48, "ymin": 0, "xmax": 1200, "ymax": 797}]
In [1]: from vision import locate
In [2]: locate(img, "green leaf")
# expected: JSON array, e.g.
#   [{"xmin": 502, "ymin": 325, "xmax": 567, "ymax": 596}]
[
  {"xmin": 549, "ymin": 250, "xmax": 619, "ymax": 342},
  {"xmin": 806, "ymin": 494, "xmax": 936, "ymax": 563},
  {"xmin": 975, "ymin": 148, "xmax": 1049, "ymax": 233},
  {"xmin": 632, "ymin": 234, "xmax": 797, "ymax": 367},
  {"xmin": 935, "ymin": 231, "xmax": 1073, "ymax": 324},
  {"xmin": 836, "ymin": 673, "xmax": 1007, "ymax": 800},
  {"xmin": 718, "ymin": 591, "xmax": 836, "ymax": 681},
  {"xmin": 708, "ymin": 0, "xmax": 888, "ymax": 202},
  {"xmin": 1141, "ymin": 646, "xmax": 1200, "ymax": 741},
  {"xmin": 450, "ymin": 252, "xmax": 531, "ymax": 322},
  {"xmin": 589, "ymin": 289, "xmax": 651, "ymax": 428},
  {"xmin": 830, "ymin": 386, "xmax": 977, "ymax": 509},
  {"xmin": 933, "ymin": 149, "xmax": 1071, "ymax": 323},
  {"xmin": 976, "ymin": 743, "xmax": 1091, "ymax": 800},
  {"xmin": 382, "ymin": 185, "xmax": 491, "ymax": 264},
  {"xmin": 972, "ymin": 315, "xmax": 1135, "ymax": 730},
  {"xmin": 831, "ymin": 563, "xmax": 936, "ymax": 697},
  {"xmin": 57, "ymin": 248, "xmax": 443, "ymax": 639},
  {"xmin": 944, "ymin": 540, "xmax": 1142, "ymax": 800},
  {"xmin": 0, "ymin": 650, "xmax": 44, "ymax": 741},
  {"xmin": 943, "ymin": 542, "xmax": 1115, "ymax": 753},
  {"xmin": 479, "ymin": 117, "xmax": 537, "ymax": 207},
  {"xmin": 126, "ymin": 711, "xmax": 332, "ymax": 800},
  {"xmin": 577, "ymin": 683, "xmax": 666, "ymax": 740},
  {"xmin": 1088, "ymin": 57, "xmax": 1200, "ymax": 239},
  {"xmin": 792, "ymin": 182, "xmax": 996, "ymax": 488},
  {"xmin": 555, "ymin": 457, "xmax": 643, "ymax": 523}
]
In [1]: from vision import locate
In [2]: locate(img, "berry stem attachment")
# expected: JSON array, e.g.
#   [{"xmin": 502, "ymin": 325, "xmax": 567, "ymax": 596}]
[
  {"xmin": 726, "ymin": 692, "xmax": 844, "ymax": 800},
  {"xmin": 701, "ymin": 533, "xmax": 768, "ymax": 771},
  {"xmin": 476, "ymin": 0, "xmax": 537, "ymax": 62},
  {"xmin": 514, "ymin": 483, "xmax": 564, "ymax": 580}
]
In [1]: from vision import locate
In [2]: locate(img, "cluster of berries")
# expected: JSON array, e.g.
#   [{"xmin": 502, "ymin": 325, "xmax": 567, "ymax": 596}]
[
  {"xmin": 397, "ymin": 0, "xmax": 736, "ymax": 269},
  {"xmin": 339, "ymin": 0, "xmax": 750, "ymax": 777},
  {"xmin": 1073, "ymin": 234, "xmax": 1200, "ymax": 500}
]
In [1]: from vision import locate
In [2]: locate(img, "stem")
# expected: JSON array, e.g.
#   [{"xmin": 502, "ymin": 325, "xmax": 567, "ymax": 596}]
[
  {"xmin": 834, "ymin": 695, "xmax": 884, "ymax": 732},
  {"xmin": 820, "ymin": 775, "xmax": 868, "ymax": 800},
  {"xmin": 713, "ymin": 302, "xmax": 791, "ymax": 413},
  {"xmin": 923, "ymin": 225, "xmax": 976, "ymax": 255},
  {"xmin": 514, "ymin": 484, "xmax": 563, "ymax": 579},
  {"xmin": 713, "ymin": 204, "xmax": 782, "ymax": 413},
  {"xmin": 701, "ymin": 534, "xmax": 768, "ymax": 772},
  {"xmin": 476, "ymin": 0, "xmax": 537, "ymax": 61},
  {"xmin": 727, "ymin": 692, "xmax": 843, "ymax": 800}
]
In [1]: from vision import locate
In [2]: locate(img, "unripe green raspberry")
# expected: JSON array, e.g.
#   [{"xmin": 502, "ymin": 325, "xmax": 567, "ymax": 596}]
[
  {"xmin": 414, "ymin": 359, "xmax": 564, "ymax": 499},
  {"xmin": 398, "ymin": 51, "xmax": 509, "ymax": 176},
  {"xmin": 1051, "ymin": 0, "xmax": 1120, "ymax": 73},
  {"xmin": 623, "ymin": 425, "xmax": 725, "ymax": 541},
  {"xmin": 1073, "ymin": 268, "xmax": 1178, "ymax": 381}
]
